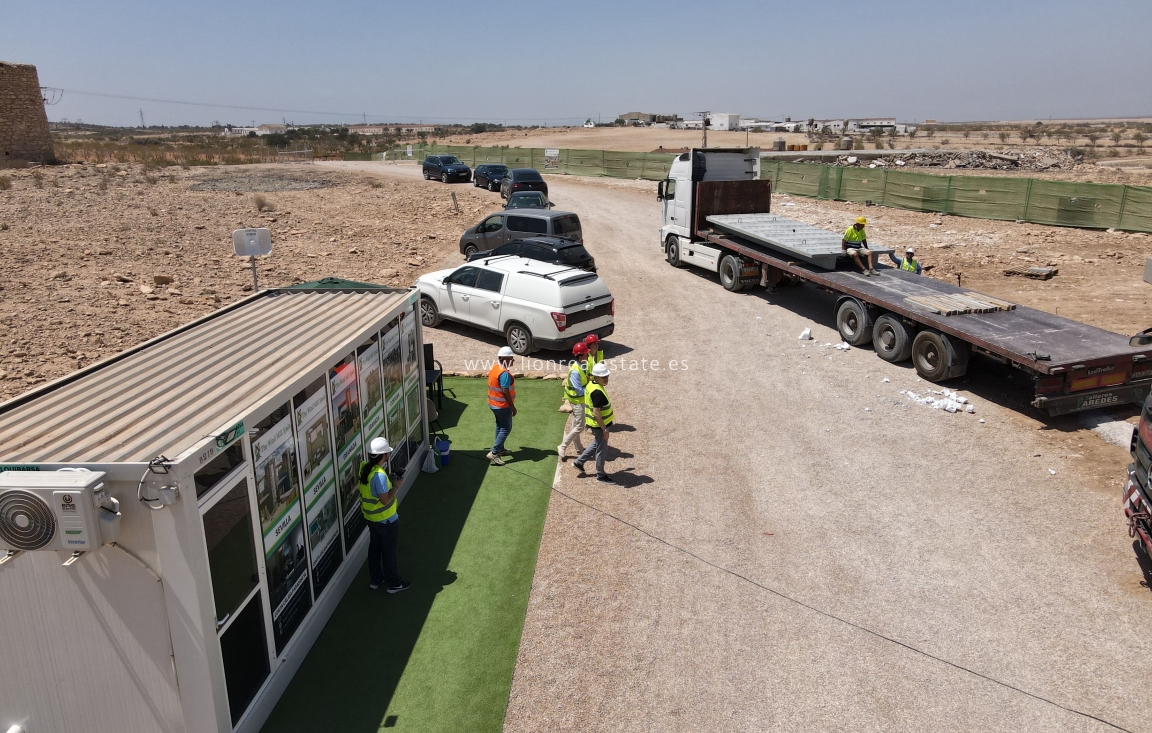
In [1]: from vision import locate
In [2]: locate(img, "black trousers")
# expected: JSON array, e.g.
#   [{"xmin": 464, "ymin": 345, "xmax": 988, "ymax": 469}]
[{"xmin": 367, "ymin": 519, "xmax": 400, "ymax": 586}]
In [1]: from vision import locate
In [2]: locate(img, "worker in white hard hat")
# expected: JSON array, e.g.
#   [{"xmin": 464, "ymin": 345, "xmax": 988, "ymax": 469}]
[
  {"xmin": 573, "ymin": 362, "xmax": 616, "ymax": 484},
  {"xmin": 486, "ymin": 346, "xmax": 517, "ymax": 466},
  {"xmin": 359, "ymin": 437, "xmax": 410, "ymax": 593},
  {"xmin": 887, "ymin": 246, "xmax": 922, "ymax": 274}
]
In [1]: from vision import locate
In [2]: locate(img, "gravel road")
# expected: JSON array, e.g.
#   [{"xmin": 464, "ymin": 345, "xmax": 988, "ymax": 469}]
[{"xmin": 326, "ymin": 162, "xmax": 1148, "ymax": 732}]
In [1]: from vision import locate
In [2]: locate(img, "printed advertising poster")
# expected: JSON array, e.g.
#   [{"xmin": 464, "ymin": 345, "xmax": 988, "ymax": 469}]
[
  {"xmin": 381, "ymin": 323, "xmax": 403, "ymax": 404},
  {"xmin": 358, "ymin": 341, "xmax": 386, "ymax": 444},
  {"xmin": 253, "ymin": 414, "xmax": 312, "ymax": 654},
  {"xmin": 329, "ymin": 360, "xmax": 366, "ymax": 552},
  {"xmin": 400, "ymin": 313, "xmax": 418, "ymax": 377},
  {"xmin": 293, "ymin": 388, "xmax": 342, "ymax": 597}
]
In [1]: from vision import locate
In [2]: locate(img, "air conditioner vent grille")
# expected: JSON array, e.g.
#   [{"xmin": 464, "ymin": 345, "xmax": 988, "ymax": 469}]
[{"xmin": 0, "ymin": 490, "xmax": 56, "ymax": 551}]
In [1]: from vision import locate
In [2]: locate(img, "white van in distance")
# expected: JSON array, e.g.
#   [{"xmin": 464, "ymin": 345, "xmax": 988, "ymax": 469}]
[{"xmin": 415, "ymin": 257, "xmax": 615, "ymax": 355}]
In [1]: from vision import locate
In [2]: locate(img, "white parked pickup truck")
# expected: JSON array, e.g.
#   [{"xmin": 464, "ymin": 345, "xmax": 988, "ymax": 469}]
[{"xmin": 415, "ymin": 257, "xmax": 614, "ymax": 355}]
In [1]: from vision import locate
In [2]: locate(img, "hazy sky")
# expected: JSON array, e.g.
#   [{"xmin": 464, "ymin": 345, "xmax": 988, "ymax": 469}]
[{"xmin": 7, "ymin": 0, "xmax": 1151, "ymax": 128}]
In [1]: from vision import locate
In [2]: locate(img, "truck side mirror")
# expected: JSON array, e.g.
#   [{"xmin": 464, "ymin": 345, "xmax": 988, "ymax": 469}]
[{"xmin": 1131, "ymin": 327, "xmax": 1152, "ymax": 347}]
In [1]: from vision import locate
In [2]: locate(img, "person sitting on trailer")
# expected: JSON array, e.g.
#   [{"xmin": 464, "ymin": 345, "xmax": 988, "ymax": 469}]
[
  {"xmin": 888, "ymin": 247, "xmax": 923, "ymax": 274},
  {"xmin": 842, "ymin": 217, "xmax": 879, "ymax": 276}
]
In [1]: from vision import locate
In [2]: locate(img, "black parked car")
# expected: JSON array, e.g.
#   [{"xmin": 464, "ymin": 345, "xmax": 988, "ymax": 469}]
[
  {"xmin": 467, "ymin": 236, "xmax": 595, "ymax": 272},
  {"xmin": 504, "ymin": 191, "xmax": 552, "ymax": 210},
  {"xmin": 422, "ymin": 155, "xmax": 471, "ymax": 183},
  {"xmin": 499, "ymin": 168, "xmax": 548, "ymax": 199},
  {"xmin": 473, "ymin": 164, "xmax": 509, "ymax": 191}
]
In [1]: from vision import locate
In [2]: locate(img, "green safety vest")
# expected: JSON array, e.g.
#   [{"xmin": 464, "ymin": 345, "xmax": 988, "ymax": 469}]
[
  {"xmin": 843, "ymin": 226, "xmax": 867, "ymax": 243},
  {"xmin": 564, "ymin": 361, "xmax": 589, "ymax": 404},
  {"xmin": 358, "ymin": 463, "xmax": 396, "ymax": 523},
  {"xmin": 900, "ymin": 257, "xmax": 918, "ymax": 272},
  {"xmin": 584, "ymin": 383, "xmax": 615, "ymax": 428}
]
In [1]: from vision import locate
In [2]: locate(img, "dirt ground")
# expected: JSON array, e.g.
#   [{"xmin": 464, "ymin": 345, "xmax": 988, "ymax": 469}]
[{"xmin": 0, "ymin": 162, "xmax": 502, "ymax": 401}]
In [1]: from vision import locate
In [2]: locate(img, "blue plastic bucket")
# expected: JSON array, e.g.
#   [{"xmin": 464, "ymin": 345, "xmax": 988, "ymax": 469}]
[{"xmin": 435, "ymin": 438, "xmax": 451, "ymax": 466}]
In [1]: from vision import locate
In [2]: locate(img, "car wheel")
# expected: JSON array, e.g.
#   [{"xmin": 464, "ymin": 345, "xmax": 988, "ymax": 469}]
[
  {"xmin": 835, "ymin": 298, "xmax": 873, "ymax": 347},
  {"xmin": 441, "ymin": 173, "xmax": 449, "ymax": 184},
  {"xmin": 464, "ymin": 244, "xmax": 477, "ymax": 258},
  {"xmin": 872, "ymin": 313, "xmax": 914, "ymax": 362},
  {"xmin": 666, "ymin": 236, "xmax": 683, "ymax": 268},
  {"xmin": 506, "ymin": 322, "xmax": 533, "ymax": 355},
  {"xmin": 719, "ymin": 254, "xmax": 745, "ymax": 292},
  {"xmin": 423, "ymin": 171, "xmax": 430, "ymax": 180},
  {"xmin": 419, "ymin": 296, "xmax": 442, "ymax": 328}
]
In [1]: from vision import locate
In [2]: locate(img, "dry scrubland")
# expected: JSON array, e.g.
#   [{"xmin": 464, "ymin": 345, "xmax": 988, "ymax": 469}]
[
  {"xmin": 1, "ymin": 160, "xmax": 1151, "ymax": 403},
  {"xmin": 0, "ymin": 163, "xmax": 502, "ymax": 401}
]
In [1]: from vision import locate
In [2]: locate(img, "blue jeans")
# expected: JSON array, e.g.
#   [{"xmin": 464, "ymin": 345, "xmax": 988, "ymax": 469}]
[{"xmin": 491, "ymin": 407, "xmax": 512, "ymax": 454}]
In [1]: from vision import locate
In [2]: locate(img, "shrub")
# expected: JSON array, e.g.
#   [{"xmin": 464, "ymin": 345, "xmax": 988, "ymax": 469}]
[{"xmin": 0, "ymin": 175, "xmax": 11, "ymax": 191}]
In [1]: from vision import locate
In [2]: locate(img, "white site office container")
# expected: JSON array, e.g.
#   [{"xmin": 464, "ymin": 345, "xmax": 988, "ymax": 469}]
[{"xmin": 0, "ymin": 283, "xmax": 429, "ymax": 733}]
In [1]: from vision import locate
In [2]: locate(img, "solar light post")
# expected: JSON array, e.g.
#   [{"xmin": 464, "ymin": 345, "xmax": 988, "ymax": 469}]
[{"xmin": 232, "ymin": 228, "xmax": 273, "ymax": 292}]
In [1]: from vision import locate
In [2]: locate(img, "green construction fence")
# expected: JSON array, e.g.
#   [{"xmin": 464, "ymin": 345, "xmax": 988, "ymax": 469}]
[{"xmin": 759, "ymin": 160, "xmax": 1152, "ymax": 233}]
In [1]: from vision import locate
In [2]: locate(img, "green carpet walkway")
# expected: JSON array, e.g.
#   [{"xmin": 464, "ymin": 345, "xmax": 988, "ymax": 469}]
[{"xmin": 260, "ymin": 376, "xmax": 567, "ymax": 733}]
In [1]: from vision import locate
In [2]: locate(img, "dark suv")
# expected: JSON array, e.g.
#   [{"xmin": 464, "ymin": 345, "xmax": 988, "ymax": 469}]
[
  {"xmin": 473, "ymin": 164, "xmax": 509, "ymax": 191},
  {"xmin": 423, "ymin": 155, "xmax": 472, "ymax": 183},
  {"xmin": 468, "ymin": 236, "xmax": 596, "ymax": 272},
  {"xmin": 500, "ymin": 168, "xmax": 548, "ymax": 199}
]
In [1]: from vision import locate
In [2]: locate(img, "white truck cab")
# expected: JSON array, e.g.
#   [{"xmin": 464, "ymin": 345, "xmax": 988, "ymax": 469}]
[{"xmin": 658, "ymin": 148, "xmax": 760, "ymax": 272}]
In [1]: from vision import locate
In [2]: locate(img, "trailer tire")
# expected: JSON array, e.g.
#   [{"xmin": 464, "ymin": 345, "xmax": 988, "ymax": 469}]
[
  {"xmin": 911, "ymin": 330, "xmax": 970, "ymax": 382},
  {"xmin": 835, "ymin": 298, "xmax": 873, "ymax": 346},
  {"xmin": 666, "ymin": 236, "xmax": 684, "ymax": 268},
  {"xmin": 719, "ymin": 255, "xmax": 744, "ymax": 292},
  {"xmin": 873, "ymin": 313, "xmax": 914, "ymax": 362}
]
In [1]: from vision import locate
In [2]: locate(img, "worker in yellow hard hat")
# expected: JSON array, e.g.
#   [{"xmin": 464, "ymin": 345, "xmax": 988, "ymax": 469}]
[{"xmin": 842, "ymin": 216, "xmax": 878, "ymax": 276}]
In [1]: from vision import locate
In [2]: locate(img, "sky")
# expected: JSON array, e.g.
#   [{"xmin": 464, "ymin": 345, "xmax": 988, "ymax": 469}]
[{"xmin": 6, "ymin": 0, "xmax": 1152, "ymax": 128}]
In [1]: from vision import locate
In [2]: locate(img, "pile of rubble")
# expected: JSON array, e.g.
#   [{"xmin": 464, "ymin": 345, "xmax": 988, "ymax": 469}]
[{"xmin": 834, "ymin": 148, "xmax": 1079, "ymax": 172}]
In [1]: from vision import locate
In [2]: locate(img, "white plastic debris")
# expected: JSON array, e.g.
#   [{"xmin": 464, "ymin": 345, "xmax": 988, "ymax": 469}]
[{"xmin": 798, "ymin": 328, "xmax": 812, "ymax": 340}]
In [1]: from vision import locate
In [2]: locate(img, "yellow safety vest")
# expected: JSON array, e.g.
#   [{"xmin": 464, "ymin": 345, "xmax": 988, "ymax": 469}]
[
  {"xmin": 358, "ymin": 463, "xmax": 396, "ymax": 523},
  {"xmin": 584, "ymin": 383, "xmax": 614, "ymax": 428},
  {"xmin": 564, "ymin": 361, "xmax": 589, "ymax": 404},
  {"xmin": 900, "ymin": 257, "xmax": 918, "ymax": 272}
]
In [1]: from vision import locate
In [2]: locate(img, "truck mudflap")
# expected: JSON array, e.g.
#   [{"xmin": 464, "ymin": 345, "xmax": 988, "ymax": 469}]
[
  {"xmin": 1123, "ymin": 468, "xmax": 1152, "ymax": 554},
  {"xmin": 1033, "ymin": 382, "xmax": 1152, "ymax": 416}
]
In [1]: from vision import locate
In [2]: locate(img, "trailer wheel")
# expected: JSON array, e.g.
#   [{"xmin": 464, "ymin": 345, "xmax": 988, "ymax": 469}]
[
  {"xmin": 911, "ymin": 330, "xmax": 970, "ymax": 382},
  {"xmin": 835, "ymin": 298, "xmax": 873, "ymax": 346},
  {"xmin": 719, "ymin": 255, "xmax": 744, "ymax": 292},
  {"xmin": 666, "ymin": 236, "xmax": 683, "ymax": 268},
  {"xmin": 873, "ymin": 314, "xmax": 914, "ymax": 362}
]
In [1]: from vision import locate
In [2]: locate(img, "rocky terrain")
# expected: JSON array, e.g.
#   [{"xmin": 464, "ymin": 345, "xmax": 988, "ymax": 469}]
[{"xmin": 0, "ymin": 163, "xmax": 501, "ymax": 400}]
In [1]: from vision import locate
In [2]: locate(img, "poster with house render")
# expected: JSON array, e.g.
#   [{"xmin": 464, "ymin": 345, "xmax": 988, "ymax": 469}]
[
  {"xmin": 293, "ymin": 387, "xmax": 342, "ymax": 597},
  {"xmin": 253, "ymin": 412, "xmax": 312, "ymax": 654},
  {"xmin": 329, "ymin": 358, "xmax": 365, "ymax": 552},
  {"xmin": 358, "ymin": 341, "xmax": 385, "ymax": 444}
]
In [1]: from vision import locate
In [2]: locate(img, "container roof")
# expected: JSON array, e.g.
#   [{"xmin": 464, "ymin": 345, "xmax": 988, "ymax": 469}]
[{"xmin": 0, "ymin": 288, "xmax": 409, "ymax": 465}]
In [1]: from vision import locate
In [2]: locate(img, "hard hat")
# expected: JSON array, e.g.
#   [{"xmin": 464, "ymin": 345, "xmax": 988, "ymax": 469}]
[
  {"xmin": 368, "ymin": 437, "xmax": 393, "ymax": 455},
  {"xmin": 855, "ymin": 217, "xmax": 867, "ymax": 225},
  {"xmin": 906, "ymin": 247, "xmax": 915, "ymax": 254},
  {"xmin": 572, "ymin": 343, "xmax": 589, "ymax": 356},
  {"xmin": 591, "ymin": 362, "xmax": 610, "ymax": 378},
  {"xmin": 497, "ymin": 346, "xmax": 515, "ymax": 359},
  {"xmin": 584, "ymin": 334, "xmax": 600, "ymax": 346}
]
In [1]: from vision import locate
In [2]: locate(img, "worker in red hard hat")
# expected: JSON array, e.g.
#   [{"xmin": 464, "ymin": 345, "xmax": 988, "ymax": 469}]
[
  {"xmin": 583, "ymin": 334, "xmax": 604, "ymax": 370},
  {"xmin": 558, "ymin": 342, "xmax": 590, "ymax": 459}
]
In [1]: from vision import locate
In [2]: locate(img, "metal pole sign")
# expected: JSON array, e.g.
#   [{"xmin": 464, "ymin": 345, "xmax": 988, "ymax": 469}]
[{"xmin": 232, "ymin": 228, "xmax": 273, "ymax": 292}]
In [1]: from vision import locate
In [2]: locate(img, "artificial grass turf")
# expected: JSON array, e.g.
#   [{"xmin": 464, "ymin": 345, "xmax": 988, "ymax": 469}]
[{"xmin": 260, "ymin": 376, "xmax": 567, "ymax": 733}]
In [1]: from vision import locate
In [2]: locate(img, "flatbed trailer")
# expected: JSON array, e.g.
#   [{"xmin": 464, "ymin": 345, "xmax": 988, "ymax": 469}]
[{"xmin": 693, "ymin": 227, "xmax": 1152, "ymax": 415}]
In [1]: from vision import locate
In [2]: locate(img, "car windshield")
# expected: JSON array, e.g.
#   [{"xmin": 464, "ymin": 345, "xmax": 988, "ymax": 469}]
[
  {"xmin": 553, "ymin": 215, "xmax": 582, "ymax": 241},
  {"xmin": 442, "ymin": 156, "xmax": 462, "ymax": 165},
  {"xmin": 556, "ymin": 245, "xmax": 591, "ymax": 263}
]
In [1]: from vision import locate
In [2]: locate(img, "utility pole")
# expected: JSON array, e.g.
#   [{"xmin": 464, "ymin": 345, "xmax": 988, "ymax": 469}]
[
  {"xmin": 139, "ymin": 109, "xmax": 145, "ymax": 129},
  {"xmin": 699, "ymin": 111, "xmax": 710, "ymax": 148}
]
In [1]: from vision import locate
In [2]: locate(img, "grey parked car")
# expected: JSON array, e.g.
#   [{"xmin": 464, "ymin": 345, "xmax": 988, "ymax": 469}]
[{"xmin": 458, "ymin": 210, "xmax": 582, "ymax": 257}]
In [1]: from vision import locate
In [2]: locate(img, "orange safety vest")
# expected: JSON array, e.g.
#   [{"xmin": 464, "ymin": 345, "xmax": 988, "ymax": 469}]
[{"xmin": 487, "ymin": 363, "xmax": 515, "ymax": 409}]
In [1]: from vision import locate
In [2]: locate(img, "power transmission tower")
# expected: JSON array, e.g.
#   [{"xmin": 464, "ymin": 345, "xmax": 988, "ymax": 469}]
[
  {"xmin": 139, "ymin": 109, "xmax": 145, "ymax": 129},
  {"xmin": 699, "ymin": 111, "xmax": 710, "ymax": 148}
]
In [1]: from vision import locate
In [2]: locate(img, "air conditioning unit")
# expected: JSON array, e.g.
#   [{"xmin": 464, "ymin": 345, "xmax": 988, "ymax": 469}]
[{"xmin": 0, "ymin": 470, "xmax": 121, "ymax": 561}]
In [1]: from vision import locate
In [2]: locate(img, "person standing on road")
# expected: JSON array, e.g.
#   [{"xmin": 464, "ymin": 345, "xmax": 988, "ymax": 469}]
[
  {"xmin": 584, "ymin": 334, "xmax": 604, "ymax": 370},
  {"xmin": 888, "ymin": 246, "xmax": 922, "ymax": 274},
  {"xmin": 486, "ymin": 346, "xmax": 517, "ymax": 466},
  {"xmin": 359, "ymin": 437, "xmax": 410, "ymax": 593},
  {"xmin": 843, "ymin": 217, "xmax": 879, "ymax": 276},
  {"xmin": 557, "ymin": 342, "xmax": 590, "ymax": 460},
  {"xmin": 573, "ymin": 362, "xmax": 616, "ymax": 484}
]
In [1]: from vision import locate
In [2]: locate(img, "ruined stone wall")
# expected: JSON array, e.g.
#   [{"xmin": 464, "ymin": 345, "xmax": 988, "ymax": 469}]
[{"xmin": 0, "ymin": 61, "xmax": 54, "ymax": 164}]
